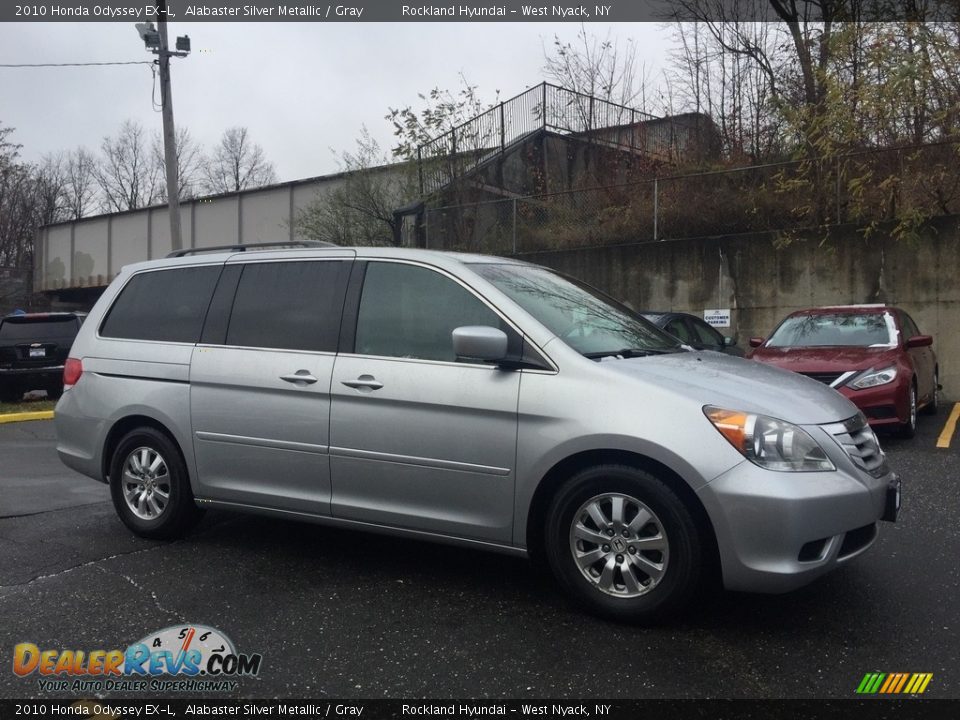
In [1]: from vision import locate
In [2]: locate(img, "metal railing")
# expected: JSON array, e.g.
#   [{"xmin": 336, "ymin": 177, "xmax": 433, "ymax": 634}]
[
  {"xmin": 416, "ymin": 82, "xmax": 668, "ymax": 196},
  {"xmin": 420, "ymin": 140, "xmax": 960, "ymax": 255}
]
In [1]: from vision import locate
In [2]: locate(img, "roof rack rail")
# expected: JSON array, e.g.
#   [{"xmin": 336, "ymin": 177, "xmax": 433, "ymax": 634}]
[{"xmin": 166, "ymin": 240, "xmax": 336, "ymax": 258}]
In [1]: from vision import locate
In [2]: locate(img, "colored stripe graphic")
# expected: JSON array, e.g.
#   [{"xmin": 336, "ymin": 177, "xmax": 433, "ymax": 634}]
[
  {"xmin": 857, "ymin": 672, "xmax": 932, "ymax": 694},
  {"xmin": 893, "ymin": 673, "xmax": 910, "ymax": 693}
]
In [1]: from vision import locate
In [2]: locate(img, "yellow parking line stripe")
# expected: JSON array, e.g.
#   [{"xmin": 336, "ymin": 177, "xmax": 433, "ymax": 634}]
[
  {"xmin": 0, "ymin": 410, "xmax": 54, "ymax": 424},
  {"xmin": 936, "ymin": 402, "xmax": 960, "ymax": 448}
]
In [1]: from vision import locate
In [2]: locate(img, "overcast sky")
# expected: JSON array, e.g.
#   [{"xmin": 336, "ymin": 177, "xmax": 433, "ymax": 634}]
[{"xmin": 1, "ymin": 22, "xmax": 672, "ymax": 181}]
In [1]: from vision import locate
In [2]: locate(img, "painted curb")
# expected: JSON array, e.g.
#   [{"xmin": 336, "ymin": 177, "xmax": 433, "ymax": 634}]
[{"xmin": 0, "ymin": 410, "xmax": 55, "ymax": 424}]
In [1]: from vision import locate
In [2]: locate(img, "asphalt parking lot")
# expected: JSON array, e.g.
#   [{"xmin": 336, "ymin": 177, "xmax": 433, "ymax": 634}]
[{"xmin": 1, "ymin": 409, "xmax": 958, "ymax": 700}]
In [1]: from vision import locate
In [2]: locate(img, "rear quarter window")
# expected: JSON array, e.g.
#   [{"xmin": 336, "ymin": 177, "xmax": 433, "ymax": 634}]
[{"xmin": 100, "ymin": 266, "xmax": 221, "ymax": 343}]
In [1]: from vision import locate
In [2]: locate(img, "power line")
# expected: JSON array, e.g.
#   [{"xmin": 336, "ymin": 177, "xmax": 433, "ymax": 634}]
[{"xmin": 0, "ymin": 61, "xmax": 154, "ymax": 68}]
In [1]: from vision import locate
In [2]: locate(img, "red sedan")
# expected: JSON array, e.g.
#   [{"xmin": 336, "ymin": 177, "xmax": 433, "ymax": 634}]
[{"xmin": 748, "ymin": 305, "xmax": 939, "ymax": 437}]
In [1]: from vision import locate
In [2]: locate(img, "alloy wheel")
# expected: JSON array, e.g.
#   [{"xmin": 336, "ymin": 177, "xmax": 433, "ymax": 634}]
[
  {"xmin": 568, "ymin": 492, "xmax": 669, "ymax": 598},
  {"xmin": 121, "ymin": 446, "xmax": 171, "ymax": 520}
]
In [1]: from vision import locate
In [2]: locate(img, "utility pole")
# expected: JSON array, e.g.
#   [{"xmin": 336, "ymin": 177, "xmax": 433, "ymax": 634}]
[
  {"xmin": 135, "ymin": 10, "xmax": 190, "ymax": 252},
  {"xmin": 156, "ymin": 0, "xmax": 181, "ymax": 251}
]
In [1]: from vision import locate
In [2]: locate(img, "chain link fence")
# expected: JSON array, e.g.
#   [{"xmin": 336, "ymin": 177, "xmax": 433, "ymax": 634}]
[{"xmin": 421, "ymin": 140, "xmax": 960, "ymax": 254}]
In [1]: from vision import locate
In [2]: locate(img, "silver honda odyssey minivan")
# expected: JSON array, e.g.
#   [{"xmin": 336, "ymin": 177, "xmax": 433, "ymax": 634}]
[{"xmin": 55, "ymin": 244, "xmax": 900, "ymax": 622}]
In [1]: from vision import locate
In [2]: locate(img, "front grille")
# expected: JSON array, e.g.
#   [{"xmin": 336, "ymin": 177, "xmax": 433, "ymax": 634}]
[
  {"xmin": 822, "ymin": 414, "xmax": 888, "ymax": 478},
  {"xmin": 800, "ymin": 372, "xmax": 843, "ymax": 385}
]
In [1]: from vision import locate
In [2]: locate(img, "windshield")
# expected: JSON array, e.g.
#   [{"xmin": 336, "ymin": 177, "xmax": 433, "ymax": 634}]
[
  {"xmin": 470, "ymin": 263, "xmax": 681, "ymax": 356},
  {"xmin": 767, "ymin": 312, "xmax": 897, "ymax": 348}
]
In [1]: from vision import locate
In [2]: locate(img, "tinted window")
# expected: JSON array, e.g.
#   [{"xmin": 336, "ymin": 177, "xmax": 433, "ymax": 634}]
[
  {"xmin": 225, "ymin": 260, "xmax": 348, "ymax": 352},
  {"xmin": 101, "ymin": 266, "xmax": 220, "ymax": 343},
  {"xmin": 0, "ymin": 317, "xmax": 78, "ymax": 342},
  {"xmin": 900, "ymin": 312, "xmax": 921, "ymax": 340},
  {"xmin": 355, "ymin": 263, "xmax": 500, "ymax": 362},
  {"xmin": 664, "ymin": 318, "xmax": 694, "ymax": 343},
  {"xmin": 690, "ymin": 317, "xmax": 723, "ymax": 346}
]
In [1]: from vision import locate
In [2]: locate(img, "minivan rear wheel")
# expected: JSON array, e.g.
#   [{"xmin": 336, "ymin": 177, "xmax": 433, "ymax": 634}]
[
  {"xmin": 544, "ymin": 465, "xmax": 701, "ymax": 623},
  {"xmin": 109, "ymin": 427, "xmax": 203, "ymax": 539}
]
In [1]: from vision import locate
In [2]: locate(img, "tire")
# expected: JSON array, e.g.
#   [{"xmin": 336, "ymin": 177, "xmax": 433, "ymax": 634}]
[
  {"xmin": 45, "ymin": 385, "xmax": 63, "ymax": 400},
  {"xmin": 921, "ymin": 369, "xmax": 939, "ymax": 416},
  {"xmin": 109, "ymin": 427, "xmax": 204, "ymax": 539},
  {"xmin": 544, "ymin": 464, "xmax": 703, "ymax": 624},
  {"xmin": 898, "ymin": 382, "xmax": 918, "ymax": 439}
]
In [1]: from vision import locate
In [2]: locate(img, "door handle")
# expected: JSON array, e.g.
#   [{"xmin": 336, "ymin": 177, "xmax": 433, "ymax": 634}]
[
  {"xmin": 341, "ymin": 375, "xmax": 383, "ymax": 391},
  {"xmin": 280, "ymin": 370, "xmax": 318, "ymax": 385}
]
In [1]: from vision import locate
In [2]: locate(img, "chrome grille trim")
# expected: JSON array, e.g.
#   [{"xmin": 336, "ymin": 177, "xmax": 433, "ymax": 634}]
[{"xmin": 822, "ymin": 414, "xmax": 888, "ymax": 478}]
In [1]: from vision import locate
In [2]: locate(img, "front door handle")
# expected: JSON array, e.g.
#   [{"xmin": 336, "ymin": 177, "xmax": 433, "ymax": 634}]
[
  {"xmin": 341, "ymin": 375, "xmax": 383, "ymax": 391},
  {"xmin": 280, "ymin": 370, "xmax": 318, "ymax": 385}
]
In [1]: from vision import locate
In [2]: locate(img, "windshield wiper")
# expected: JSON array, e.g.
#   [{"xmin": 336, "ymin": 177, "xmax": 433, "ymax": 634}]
[{"xmin": 583, "ymin": 348, "xmax": 674, "ymax": 360}]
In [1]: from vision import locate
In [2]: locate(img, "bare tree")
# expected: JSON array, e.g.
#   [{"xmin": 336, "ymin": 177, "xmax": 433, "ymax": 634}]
[
  {"xmin": 666, "ymin": 21, "xmax": 783, "ymax": 162},
  {"xmin": 295, "ymin": 128, "xmax": 416, "ymax": 246},
  {"xmin": 201, "ymin": 127, "xmax": 277, "ymax": 194},
  {"xmin": 95, "ymin": 120, "xmax": 162, "ymax": 212},
  {"xmin": 63, "ymin": 148, "xmax": 98, "ymax": 220},
  {"xmin": 0, "ymin": 122, "xmax": 39, "ymax": 269},
  {"xmin": 542, "ymin": 26, "xmax": 650, "ymax": 111},
  {"xmin": 152, "ymin": 126, "xmax": 203, "ymax": 201},
  {"xmin": 34, "ymin": 154, "xmax": 69, "ymax": 226}
]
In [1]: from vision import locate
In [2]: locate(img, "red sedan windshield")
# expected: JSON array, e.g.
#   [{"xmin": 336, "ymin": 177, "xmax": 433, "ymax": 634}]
[{"xmin": 767, "ymin": 312, "xmax": 897, "ymax": 348}]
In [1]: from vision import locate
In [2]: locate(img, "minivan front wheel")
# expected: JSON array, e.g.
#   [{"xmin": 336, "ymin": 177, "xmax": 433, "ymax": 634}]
[
  {"xmin": 545, "ymin": 465, "xmax": 701, "ymax": 623},
  {"xmin": 109, "ymin": 427, "xmax": 203, "ymax": 539}
]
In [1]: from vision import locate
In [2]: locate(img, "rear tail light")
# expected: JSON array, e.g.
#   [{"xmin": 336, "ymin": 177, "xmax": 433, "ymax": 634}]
[{"xmin": 63, "ymin": 357, "xmax": 83, "ymax": 389}]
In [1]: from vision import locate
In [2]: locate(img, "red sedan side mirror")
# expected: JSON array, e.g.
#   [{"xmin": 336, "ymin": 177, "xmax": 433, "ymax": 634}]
[
  {"xmin": 749, "ymin": 337, "xmax": 765, "ymax": 348},
  {"xmin": 906, "ymin": 335, "xmax": 933, "ymax": 348}
]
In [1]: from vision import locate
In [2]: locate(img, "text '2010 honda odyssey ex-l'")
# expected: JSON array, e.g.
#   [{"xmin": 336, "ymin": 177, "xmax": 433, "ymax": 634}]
[{"xmin": 55, "ymin": 244, "xmax": 900, "ymax": 622}]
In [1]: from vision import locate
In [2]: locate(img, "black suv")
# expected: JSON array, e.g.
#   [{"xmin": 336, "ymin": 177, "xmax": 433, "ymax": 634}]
[{"xmin": 0, "ymin": 312, "xmax": 85, "ymax": 402}]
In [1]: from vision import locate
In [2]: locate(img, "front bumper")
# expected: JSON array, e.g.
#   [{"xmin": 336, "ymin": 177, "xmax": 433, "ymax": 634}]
[
  {"xmin": 697, "ymin": 459, "xmax": 897, "ymax": 593},
  {"xmin": 838, "ymin": 382, "xmax": 908, "ymax": 427}
]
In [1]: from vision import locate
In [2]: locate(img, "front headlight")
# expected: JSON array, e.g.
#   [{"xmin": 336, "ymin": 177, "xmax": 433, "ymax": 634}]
[
  {"xmin": 849, "ymin": 366, "xmax": 897, "ymax": 390},
  {"xmin": 704, "ymin": 406, "xmax": 835, "ymax": 472}
]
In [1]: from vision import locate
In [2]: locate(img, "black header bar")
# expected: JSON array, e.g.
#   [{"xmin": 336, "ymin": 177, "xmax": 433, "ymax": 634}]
[
  {"xmin": 0, "ymin": 699, "xmax": 958, "ymax": 720},
  {"xmin": 2, "ymin": 0, "xmax": 957, "ymax": 22}
]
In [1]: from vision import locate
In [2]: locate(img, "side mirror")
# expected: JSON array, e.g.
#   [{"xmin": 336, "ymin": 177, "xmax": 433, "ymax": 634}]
[
  {"xmin": 906, "ymin": 335, "xmax": 933, "ymax": 349},
  {"xmin": 452, "ymin": 326, "xmax": 508, "ymax": 362},
  {"xmin": 723, "ymin": 336, "xmax": 736, "ymax": 347},
  {"xmin": 749, "ymin": 337, "xmax": 765, "ymax": 348}
]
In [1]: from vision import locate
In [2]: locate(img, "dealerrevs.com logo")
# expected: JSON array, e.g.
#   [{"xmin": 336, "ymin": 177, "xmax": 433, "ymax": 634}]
[
  {"xmin": 856, "ymin": 672, "xmax": 934, "ymax": 695},
  {"xmin": 13, "ymin": 624, "xmax": 263, "ymax": 693}
]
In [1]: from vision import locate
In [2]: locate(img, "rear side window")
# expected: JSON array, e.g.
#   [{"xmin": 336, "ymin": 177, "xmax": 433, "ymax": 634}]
[
  {"xmin": 101, "ymin": 266, "xmax": 220, "ymax": 343},
  {"xmin": 225, "ymin": 260, "xmax": 348, "ymax": 352}
]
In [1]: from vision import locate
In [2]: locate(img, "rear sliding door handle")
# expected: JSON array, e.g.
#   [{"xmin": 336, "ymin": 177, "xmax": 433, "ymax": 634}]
[
  {"xmin": 341, "ymin": 375, "xmax": 383, "ymax": 391},
  {"xmin": 280, "ymin": 370, "xmax": 318, "ymax": 385}
]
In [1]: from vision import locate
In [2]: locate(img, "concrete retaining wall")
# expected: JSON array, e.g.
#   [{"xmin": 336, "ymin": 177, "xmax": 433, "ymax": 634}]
[{"xmin": 519, "ymin": 216, "xmax": 960, "ymax": 399}]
